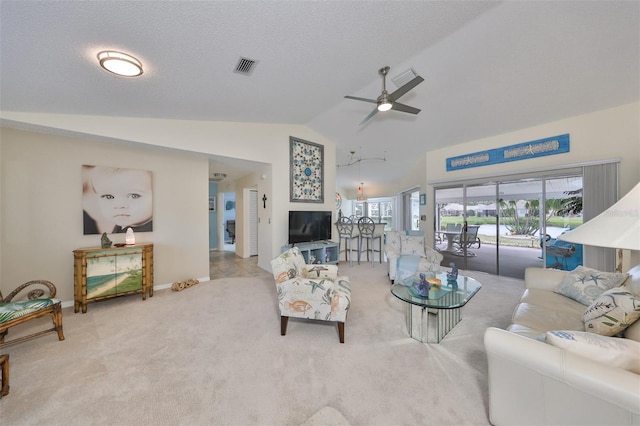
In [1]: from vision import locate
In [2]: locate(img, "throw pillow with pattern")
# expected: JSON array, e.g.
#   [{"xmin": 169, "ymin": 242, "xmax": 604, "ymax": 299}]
[
  {"xmin": 583, "ymin": 287, "xmax": 640, "ymax": 336},
  {"xmin": 554, "ymin": 266, "xmax": 628, "ymax": 306},
  {"xmin": 546, "ymin": 330, "xmax": 640, "ymax": 374},
  {"xmin": 400, "ymin": 235, "xmax": 424, "ymax": 256}
]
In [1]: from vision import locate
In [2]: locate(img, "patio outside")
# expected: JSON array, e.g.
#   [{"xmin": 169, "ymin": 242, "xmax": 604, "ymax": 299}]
[{"xmin": 435, "ymin": 186, "xmax": 584, "ymax": 279}]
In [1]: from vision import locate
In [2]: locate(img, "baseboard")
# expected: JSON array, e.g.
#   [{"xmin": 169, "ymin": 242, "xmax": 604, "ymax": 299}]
[{"xmin": 60, "ymin": 277, "xmax": 211, "ymax": 308}]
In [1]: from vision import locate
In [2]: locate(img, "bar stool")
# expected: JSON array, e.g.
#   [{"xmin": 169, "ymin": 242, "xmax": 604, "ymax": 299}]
[
  {"xmin": 357, "ymin": 217, "xmax": 382, "ymax": 266},
  {"xmin": 336, "ymin": 217, "xmax": 358, "ymax": 266}
]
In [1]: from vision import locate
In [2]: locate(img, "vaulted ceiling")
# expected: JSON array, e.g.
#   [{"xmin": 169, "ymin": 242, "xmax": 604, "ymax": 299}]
[{"xmin": 1, "ymin": 1, "xmax": 638, "ymax": 191}]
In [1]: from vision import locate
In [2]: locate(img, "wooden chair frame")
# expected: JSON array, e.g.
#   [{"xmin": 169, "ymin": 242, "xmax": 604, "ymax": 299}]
[
  {"xmin": 0, "ymin": 280, "xmax": 65, "ymax": 348},
  {"xmin": 0, "ymin": 354, "xmax": 8, "ymax": 398}
]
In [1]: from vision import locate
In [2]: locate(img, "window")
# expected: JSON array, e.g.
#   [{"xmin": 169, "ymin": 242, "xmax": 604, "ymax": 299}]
[{"xmin": 354, "ymin": 198, "xmax": 395, "ymax": 230}]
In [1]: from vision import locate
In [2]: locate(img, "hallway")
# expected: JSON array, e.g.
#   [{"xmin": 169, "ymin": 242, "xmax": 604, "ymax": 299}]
[{"xmin": 209, "ymin": 250, "xmax": 269, "ymax": 279}]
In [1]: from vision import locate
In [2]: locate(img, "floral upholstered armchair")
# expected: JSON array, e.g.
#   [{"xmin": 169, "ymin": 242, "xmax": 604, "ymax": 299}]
[
  {"xmin": 0, "ymin": 280, "xmax": 65, "ymax": 347},
  {"xmin": 384, "ymin": 231, "xmax": 443, "ymax": 283},
  {"xmin": 271, "ymin": 248, "xmax": 351, "ymax": 343}
]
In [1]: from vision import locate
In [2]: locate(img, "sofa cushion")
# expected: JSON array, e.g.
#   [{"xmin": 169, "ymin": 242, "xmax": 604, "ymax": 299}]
[
  {"xmin": 520, "ymin": 288, "xmax": 588, "ymax": 316},
  {"xmin": 583, "ymin": 287, "xmax": 640, "ymax": 336},
  {"xmin": 0, "ymin": 298, "xmax": 59, "ymax": 324},
  {"xmin": 400, "ymin": 234, "xmax": 424, "ymax": 256},
  {"xmin": 302, "ymin": 264, "xmax": 338, "ymax": 280},
  {"xmin": 554, "ymin": 266, "xmax": 628, "ymax": 306},
  {"xmin": 546, "ymin": 330, "xmax": 640, "ymax": 374},
  {"xmin": 511, "ymin": 299, "xmax": 585, "ymax": 334}
]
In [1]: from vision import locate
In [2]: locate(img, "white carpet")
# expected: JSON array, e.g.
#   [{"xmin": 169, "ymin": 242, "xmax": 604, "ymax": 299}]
[
  {"xmin": 301, "ymin": 407, "xmax": 351, "ymax": 426},
  {"xmin": 0, "ymin": 263, "xmax": 524, "ymax": 425}
]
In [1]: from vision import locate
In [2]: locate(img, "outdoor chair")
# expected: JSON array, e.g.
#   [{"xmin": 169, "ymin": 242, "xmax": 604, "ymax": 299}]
[
  {"xmin": 0, "ymin": 280, "xmax": 65, "ymax": 347},
  {"xmin": 336, "ymin": 217, "xmax": 359, "ymax": 266},
  {"xmin": 271, "ymin": 248, "xmax": 351, "ymax": 343},
  {"xmin": 454, "ymin": 225, "xmax": 481, "ymax": 250},
  {"xmin": 544, "ymin": 235, "xmax": 583, "ymax": 270}
]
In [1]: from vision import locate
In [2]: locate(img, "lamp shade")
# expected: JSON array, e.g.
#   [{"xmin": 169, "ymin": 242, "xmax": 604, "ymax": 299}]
[{"xmin": 557, "ymin": 182, "xmax": 640, "ymax": 250}]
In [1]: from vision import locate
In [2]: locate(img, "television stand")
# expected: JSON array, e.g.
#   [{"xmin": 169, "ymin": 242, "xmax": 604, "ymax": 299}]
[{"xmin": 282, "ymin": 241, "xmax": 339, "ymax": 265}]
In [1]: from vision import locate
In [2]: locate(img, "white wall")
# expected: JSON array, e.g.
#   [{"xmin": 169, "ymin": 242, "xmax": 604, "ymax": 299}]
[
  {"xmin": 0, "ymin": 127, "xmax": 210, "ymax": 303},
  {"xmin": 0, "ymin": 113, "xmax": 337, "ymax": 264},
  {"xmin": 422, "ymin": 102, "xmax": 640, "ymax": 263},
  {"xmin": 0, "ymin": 114, "xmax": 338, "ymax": 301}
]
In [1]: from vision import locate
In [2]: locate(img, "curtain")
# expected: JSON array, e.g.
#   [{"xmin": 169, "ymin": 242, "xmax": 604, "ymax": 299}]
[{"xmin": 582, "ymin": 162, "xmax": 618, "ymax": 271}]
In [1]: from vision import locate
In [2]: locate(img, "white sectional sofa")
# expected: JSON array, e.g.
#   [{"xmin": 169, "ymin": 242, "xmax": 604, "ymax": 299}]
[{"xmin": 485, "ymin": 265, "xmax": 640, "ymax": 425}]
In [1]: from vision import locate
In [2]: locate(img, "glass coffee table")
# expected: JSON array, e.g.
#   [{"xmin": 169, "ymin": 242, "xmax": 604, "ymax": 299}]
[{"xmin": 391, "ymin": 272, "xmax": 481, "ymax": 343}]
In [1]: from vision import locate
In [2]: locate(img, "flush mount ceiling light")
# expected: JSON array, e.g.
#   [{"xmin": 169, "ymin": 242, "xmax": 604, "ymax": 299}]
[{"xmin": 97, "ymin": 51, "xmax": 143, "ymax": 77}]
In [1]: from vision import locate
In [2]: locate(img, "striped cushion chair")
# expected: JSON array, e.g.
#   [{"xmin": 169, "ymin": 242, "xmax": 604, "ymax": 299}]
[
  {"xmin": 271, "ymin": 248, "xmax": 351, "ymax": 343},
  {"xmin": 0, "ymin": 280, "xmax": 65, "ymax": 347}
]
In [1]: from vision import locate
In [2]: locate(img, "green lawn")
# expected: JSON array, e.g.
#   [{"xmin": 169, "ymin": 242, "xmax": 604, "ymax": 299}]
[{"xmin": 438, "ymin": 216, "xmax": 582, "ymax": 248}]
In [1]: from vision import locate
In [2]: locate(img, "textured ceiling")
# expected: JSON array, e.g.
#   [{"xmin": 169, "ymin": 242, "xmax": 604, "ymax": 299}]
[{"xmin": 1, "ymin": 1, "xmax": 638, "ymax": 191}]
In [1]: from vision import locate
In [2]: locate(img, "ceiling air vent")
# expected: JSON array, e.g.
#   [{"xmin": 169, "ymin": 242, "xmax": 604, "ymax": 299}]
[
  {"xmin": 392, "ymin": 68, "xmax": 419, "ymax": 88},
  {"xmin": 234, "ymin": 57, "xmax": 257, "ymax": 76}
]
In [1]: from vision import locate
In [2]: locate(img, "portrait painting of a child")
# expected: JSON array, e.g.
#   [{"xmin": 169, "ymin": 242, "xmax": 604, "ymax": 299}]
[{"xmin": 82, "ymin": 165, "xmax": 153, "ymax": 235}]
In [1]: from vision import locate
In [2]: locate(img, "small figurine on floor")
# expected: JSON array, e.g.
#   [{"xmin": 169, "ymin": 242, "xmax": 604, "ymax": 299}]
[
  {"xmin": 171, "ymin": 278, "xmax": 200, "ymax": 292},
  {"xmin": 101, "ymin": 232, "xmax": 112, "ymax": 248}
]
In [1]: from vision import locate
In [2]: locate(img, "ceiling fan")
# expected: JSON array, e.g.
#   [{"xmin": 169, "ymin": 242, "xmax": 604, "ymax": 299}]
[{"xmin": 345, "ymin": 66, "xmax": 424, "ymax": 125}]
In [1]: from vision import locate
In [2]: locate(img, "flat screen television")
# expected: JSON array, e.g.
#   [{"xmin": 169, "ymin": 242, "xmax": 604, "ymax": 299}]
[{"xmin": 288, "ymin": 210, "xmax": 332, "ymax": 244}]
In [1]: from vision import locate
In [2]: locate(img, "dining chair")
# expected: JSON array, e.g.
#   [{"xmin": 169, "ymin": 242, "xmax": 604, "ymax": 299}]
[
  {"xmin": 357, "ymin": 217, "xmax": 382, "ymax": 266},
  {"xmin": 336, "ymin": 217, "xmax": 359, "ymax": 266}
]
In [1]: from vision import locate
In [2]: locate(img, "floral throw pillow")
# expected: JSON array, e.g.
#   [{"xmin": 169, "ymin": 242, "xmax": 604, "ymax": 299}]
[
  {"xmin": 554, "ymin": 266, "xmax": 628, "ymax": 306},
  {"xmin": 546, "ymin": 330, "xmax": 640, "ymax": 374},
  {"xmin": 583, "ymin": 287, "xmax": 640, "ymax": 336}
]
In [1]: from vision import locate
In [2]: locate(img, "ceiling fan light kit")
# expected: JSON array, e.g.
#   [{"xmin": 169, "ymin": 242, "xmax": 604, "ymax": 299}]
[
  {"xmin": 97, "ymin": 51, "xmax": 143, "ymax": 77},
  {"xmin": 345, "ymin": 65, "xmax": 424, "ymax": 125}
]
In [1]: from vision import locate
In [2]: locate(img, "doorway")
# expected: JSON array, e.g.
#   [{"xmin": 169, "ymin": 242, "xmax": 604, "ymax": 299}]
[{"xmin": 222, "ymin": 192, "xmax": 236, "ymax": 252}]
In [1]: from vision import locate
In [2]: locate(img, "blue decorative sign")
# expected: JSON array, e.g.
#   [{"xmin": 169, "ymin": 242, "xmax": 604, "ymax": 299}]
[{"xmin": 446, "ymin": 134, "xmax": 570, "ymax": 171}]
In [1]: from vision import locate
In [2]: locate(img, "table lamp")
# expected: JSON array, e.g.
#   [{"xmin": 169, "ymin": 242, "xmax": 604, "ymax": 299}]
[
  {"xmin": 125, "ymin": 227, "xmax": 136, "ymax": 245},
  {"xmin": 557, "ymin": 181, "xmax": 640, "ymax": 271}
]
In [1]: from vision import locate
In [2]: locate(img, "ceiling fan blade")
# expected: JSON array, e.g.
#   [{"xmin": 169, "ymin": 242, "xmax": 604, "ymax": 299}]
[
  {"xmin": 345, "ymin": 95, "xmax": 377, "ymax": 104},
  {"xmin": 359, "ymin": 108, "xmax": 378, "ymax": 125},
  {"xmin": 391, "ymin": 102, "xmax": 421, "ymax": 114},
  {"xmin": 389, "ymin": 75, "xmax": 424, "ymax": 101}
]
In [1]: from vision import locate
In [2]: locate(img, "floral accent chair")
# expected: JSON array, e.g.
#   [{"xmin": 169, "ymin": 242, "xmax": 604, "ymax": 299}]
[
  {"xmin": 383, "ymin": 231, "xmax": 443, "ymax": 283},
  {"xmin": 0, "ymin": 280, "xmax": 65, "ymax": 347},
  {"xmin": 271, "ymin": 248, "xmax": 351, "ymax": 343}
]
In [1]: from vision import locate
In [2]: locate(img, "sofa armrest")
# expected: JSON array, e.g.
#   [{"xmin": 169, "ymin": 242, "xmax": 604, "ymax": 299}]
[
  {"xmin": 524, "ymin": 266, "xmax": 568, "ymax": 291},
  {"xmin": 484, "ymin": 327, "xmax": 640, "ymax": 425},
  {"xmin": 384, "ymin": 246, "xmax": 400, "ymax": 281}
]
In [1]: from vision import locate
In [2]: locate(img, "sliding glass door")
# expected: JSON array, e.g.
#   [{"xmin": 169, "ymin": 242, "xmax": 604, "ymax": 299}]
[{"xmin": 434, "ymin": 174, "xmax": 583, "ymax": 279}]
